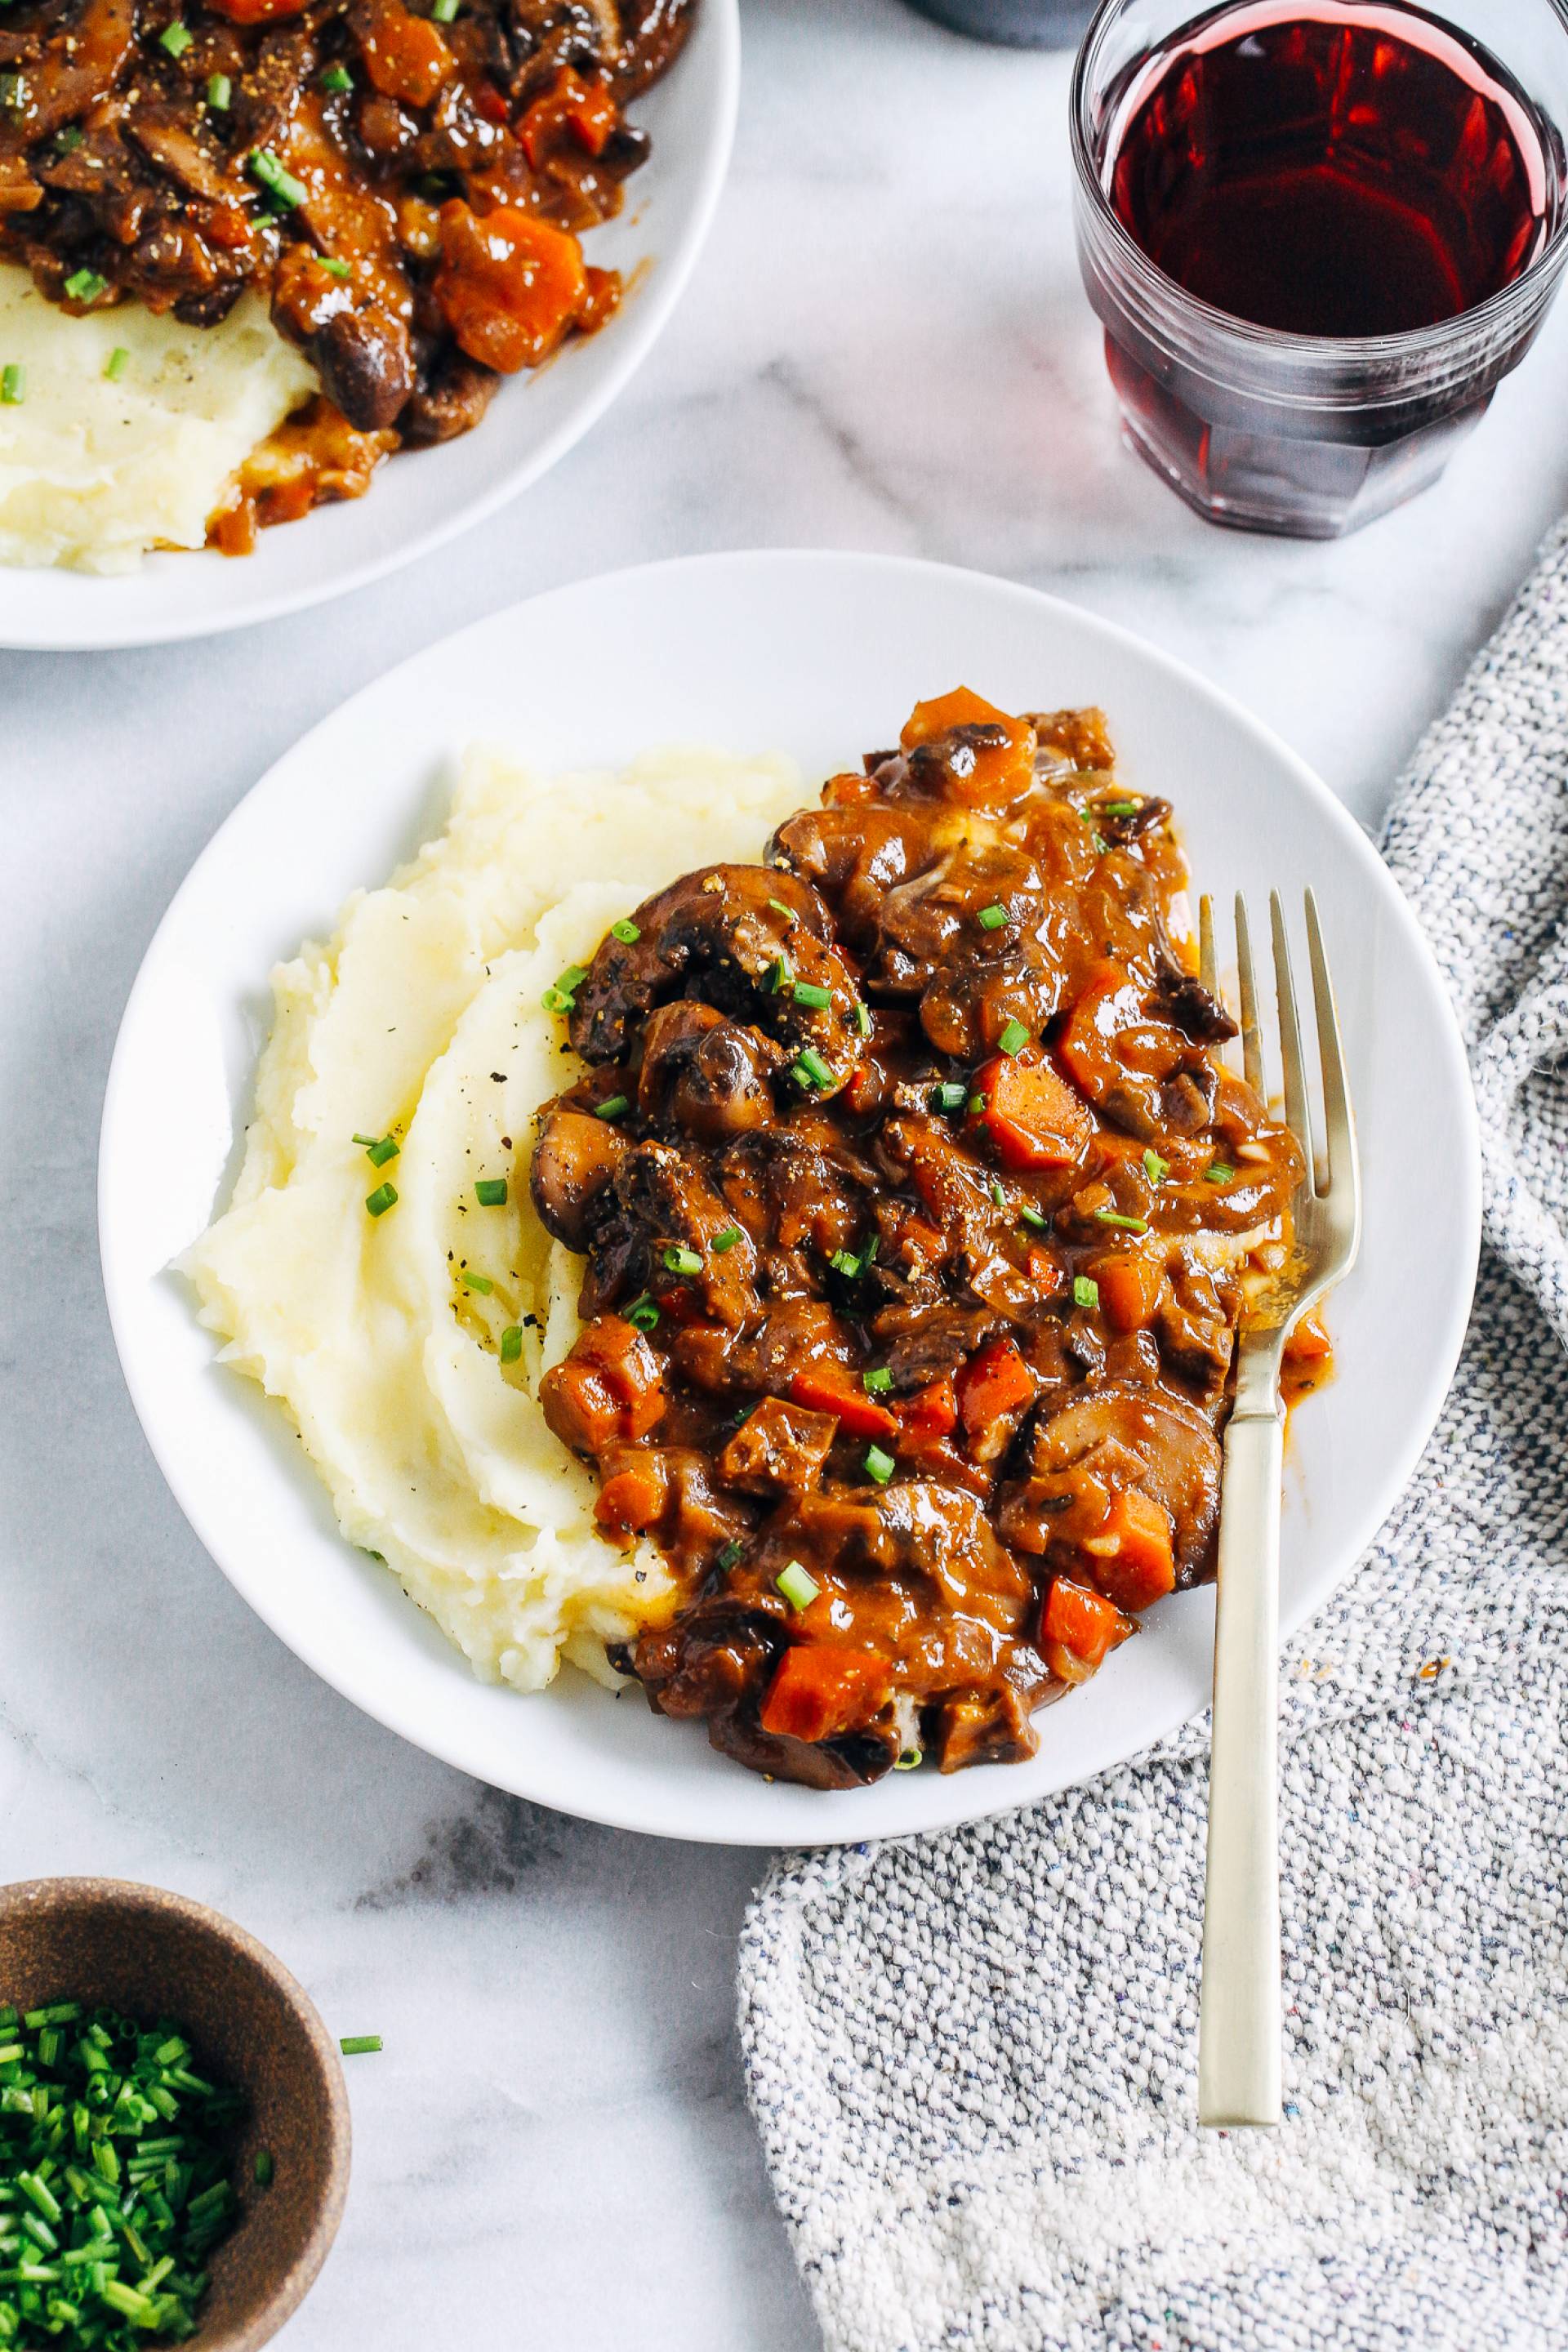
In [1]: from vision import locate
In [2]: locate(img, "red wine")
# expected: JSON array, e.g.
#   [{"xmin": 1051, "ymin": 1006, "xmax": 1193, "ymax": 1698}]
[{"xmin": 1109, "ymin": 2, "xmax": 1553, "ymax": 336}]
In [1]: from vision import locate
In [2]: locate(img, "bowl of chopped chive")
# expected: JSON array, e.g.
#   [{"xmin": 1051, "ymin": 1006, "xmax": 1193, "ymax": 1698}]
[{"xmin": 0, "ymin": 1879, "xmax": 350, "ymax": 2352}]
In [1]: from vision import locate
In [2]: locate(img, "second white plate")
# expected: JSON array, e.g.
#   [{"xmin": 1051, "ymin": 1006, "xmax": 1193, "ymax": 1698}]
[
  {"xmin": 0, "ymin": 1, "xmax": 737, "ymax": 651},
  {"xmin": 99, "ymin": 550, "xmax": 1481, "ymax": 1845}
]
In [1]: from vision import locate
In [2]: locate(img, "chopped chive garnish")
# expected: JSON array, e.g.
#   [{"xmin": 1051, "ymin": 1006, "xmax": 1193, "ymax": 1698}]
[
  {"xmin": 159, "ymin": 20, "xmax": 193, "ymax": 56},
  {"xmin": 248, "ymin": 148, "xmax": 308, "ymax": 207},
  {"xmin": 474, "ymin": 1178, "xmax": 508, "ymax": 1206},
  {"xmin": 64, "ymin": 267, "xmax": 108, "ymax": 302},
  {"xmin": 320, "ymin": 62, "xmax": 353, "ymax": 91},
  {"xmin": 1072, "ymin": 1274, "xmax": 1099, "ymax": 1309},
  {"xmin": 991, "ymin": 1178, "xmax": 1006, "ymax": 1208},
  {"xmin": 793, "ymin": 1047, "xmax": 835, "ymax": 1090},
  {"xmin": 365, "ymin": 1182, "xmax": 398, "ymax": 1218},
  {"xmin": 1092, "ymin": 833, "xmax": 1110, "ymax": 855},
  {"xmin": 715, "ymin": 1538, "xmax": 744, "ymax": 1573},
  {"xmin": 595, "ymin": 1094, "xmax": 628, "ymax": 1120},
  {"xmin": 997, "ymin": 1018, "xmax": 1029, "ymax": 1057},
  {"xmin": 338, "ymin": 2035, "xmax": 381, "ymax": 2056},
  {"xmin": 932, "ymin": 1081, "xmax": 967, "ymax": 1112},
  {"xmin": 894, "ymin": 1748, "xmax": 923, "ymax": 1771},
  {"xmin": 207, "ymin": 70, "xmax": 232, "ymax": 107},
  {"xmin": 0, "ymin": 73, "xmax": 24, "ymax": 110},
  {"xmin": 829, "ymin": 1248, "xmax": 862, "ymax": 1278},
  {"xmin": 967, "ymin": 1092, "xmax": 985, "ymax": 1114},
  {"xmin": 864, "ymin": 1444, "xmax": 896, "ymax": 1486},
  {"xmin": 625, "ymin": 1294, "xmax": 659, "ymax": 1332},
  {"xmin": 978, "ymin": 903, "xmax": 1009, "ymax": 930},
  {"xmin": 104, "ymin": 344, "xmax": 130, "ymax": 381},
  {"xmin": 351, "ymin": 1133, "xmax": 377, "ymax": 1147},
  {"xmin": 365, "ymin": 1134, "xmax": 399, "ymax": 1167},
  {"xmin": 1205, "ymin": 1162, "xmax": 1236, "ymax": 1183},
  {"xmin": 1101, "ymin": 800, "xmax": 1139, "ymax": 816},
  {"xmin": 499, "ymin": 1324, "xmax": 523, "ymax": 1364},
  {"xmin": 770, "ymin": 955, "xmax": 793, "ymax": 994},
  {"xmin": 460, "ymin": 1269, "xmax": 492, "ymax": 1293},
  {"xmin": 776, "ymin": 1561, "xmax": 819, "ymax": 1612},
  {"xmin": 1094, "ymin": 1207, "xmax": 1149, "ymax": 1232},
  {"xmin": 0, "ymin": 2001, "xmax": 247, "ymax": 2345},
  {"xmin": 254, "ymin": 2149, "xmax": 274, "ymax": 2186},
  {"xmin": 610, "ymin": 918, "xmax": 640, "ymax": 943},
  {"xmin": 1143, "ymin": 1148, "xmax": 1169, "ymax": 1184},
  {"xmin": 319, "ymin": 256, "xmax": 351, "ymax": 279},
  {"xmin": 662, "ymin": 1245, "xmax": 702, "ymax": 1276},
  {"xmin": 711, "ymin": 1227, "xmax": 741, "ymax": 1254},
  {"xmin": 431, "ymin": 0, "xmax": 459, "ymax": 16},
  {"xmin": 1019, "ymin": 1205, "xmax": 1049, "ymax": 1232},
  {"xmin": 862, "ymin": 1366, "xmax": 893, "ymax": 1393},
  {"xmin": 1, "ymin": 363, "xmax": 24, "ymax": 405},
  {"xmin": 541, "ymin": 986, "xmax": 571, "ymax": 1013},
  {"xmin": 853, "ymin": 1000, "xmax": 871, "ymax": 1037},
  {"xmin": 56, "ymin": 125, "xmax": 83, "ymax": 149},
  {"xmin": 791, "ymin": 980, "xmax": 832, "ymax": 1010},
  {"xmin": 767, "ymin": 898, "xmax": 795, "ymax": 924}
]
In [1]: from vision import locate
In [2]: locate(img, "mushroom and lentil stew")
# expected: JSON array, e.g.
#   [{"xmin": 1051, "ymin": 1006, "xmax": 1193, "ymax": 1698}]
[
  {"xmin": 0, "ymin": 0, "xmax": 694, "ymax": 547},
  {"xmin": 533, "ymin": 691, "xmax": 1326, "ymax": 1788}
]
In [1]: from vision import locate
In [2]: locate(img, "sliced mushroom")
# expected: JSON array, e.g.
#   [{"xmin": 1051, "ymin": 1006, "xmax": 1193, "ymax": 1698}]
[
  {"xmin": 528, "ymin": 1106, "xmax": 627, "ymax": 1250},
  {"xmin": 635, "ymin": 1000, "xmax": 785, "ymax": 1140},
  {"xmin": 568, "ymin": 862, "xmax": 866, "ymax": 1089}
]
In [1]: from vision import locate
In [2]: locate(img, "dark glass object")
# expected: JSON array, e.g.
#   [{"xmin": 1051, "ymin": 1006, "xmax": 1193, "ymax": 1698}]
[
  {"xmin": 1071, "ymin": 0, "xmax": 1568, "ymax": 535},
  {"xmin": 902, "ymin": 0, "xmax": 1094, "ymax": 47}
]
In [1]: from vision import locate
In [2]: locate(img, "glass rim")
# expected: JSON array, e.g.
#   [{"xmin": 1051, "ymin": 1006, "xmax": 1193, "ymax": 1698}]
[{"xmin": 1070, "ymin": 0, "xmax": 1568, "ymax": 366}]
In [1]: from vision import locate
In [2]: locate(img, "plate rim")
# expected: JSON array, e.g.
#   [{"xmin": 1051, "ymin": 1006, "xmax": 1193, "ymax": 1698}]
[
  {"xmin": 0, "ymin": 0, "xmax": 740, "ymax": 654},
  {"xmin": 98, "ymin": 546, "xmax": 1483, "ymax": 1845}
]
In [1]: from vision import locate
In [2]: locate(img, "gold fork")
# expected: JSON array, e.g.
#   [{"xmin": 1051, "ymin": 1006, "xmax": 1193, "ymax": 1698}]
[{"xmin": 1194, "ymin": 891, "xmax": 1362, "ymax": 2128}]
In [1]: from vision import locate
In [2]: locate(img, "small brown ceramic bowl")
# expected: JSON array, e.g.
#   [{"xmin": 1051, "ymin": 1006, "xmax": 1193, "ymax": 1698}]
[{"xmin": 0, "ymin": 1878, "xmax": 350, "ymax": 2350}]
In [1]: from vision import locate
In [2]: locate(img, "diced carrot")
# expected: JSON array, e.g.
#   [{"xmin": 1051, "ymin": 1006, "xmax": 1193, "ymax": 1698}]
[
  {"xmin": 898, "ymin": 1376, "xmax": 957, "ymax": 1449},
  {"xmin": 788, "ymin": 1368, "xmax": 898, "ymax": 1441},
  {"xmin": 577, "ymin": 265, "xmax": 621, "ymax": 335},
  {"xmin": 1041, "ymin": 1576, "xmax": 1135, "ymax": 1669},
  {"xmin": 972, "ymin": 1050, "xmax": 1093, "ymax": 1171},
  {"xmin": 1090, "ymin": 1250, "xmax": 1165, "ymax": 1333},
  {"xmin": 899, "ymin": 688, "xmax": 1036, "ymax": 805},
  {"xmin": 1284, "ymin": 1309, "xmax": 1333, "ymax": 1363},
  {"xmin": 434, "ymin": 201, "xmax": 588, "ymax": 374},
  {"xmin": 1058, "ymin": 961, "xmax": 1138, "ymax": 1099},
  {"xmin": 354, "ymin": 0, "xmax": 452, "ymax": 105},
  {"xmin": 519, "ymin": 66, "xmax": 621, "ymax": 165},
  {"xmin": 955, "ymin": 1339, "xmax": 1035, "ymax": 1445},
  {"xmin": 573, "ymin": 1316, "xmax": 666, "ymax": 1440},
  {"xmin": 824, "ymin": 770, "xmax": 879, "ymax": 806},
  {"xmin": 539, "ymin": 1359, "xmax": 621, "ymax": 1455},
  {"xmin": 760, "ymin": 1645, "xmax": 891, "ymax": 1744},
  {"xmin": 595, "ymin": 1457, "xmax": 666, "ymax": 1538},
  {"xmin": 1082, "ymin": 1488, "xmax": 1176, "ymax": 1611}
]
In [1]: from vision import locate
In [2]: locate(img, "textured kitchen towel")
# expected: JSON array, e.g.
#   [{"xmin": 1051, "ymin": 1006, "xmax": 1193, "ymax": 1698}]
[{"xmin": 738, "ymin": 519, "xmax": 1568, "ymax": 2352}]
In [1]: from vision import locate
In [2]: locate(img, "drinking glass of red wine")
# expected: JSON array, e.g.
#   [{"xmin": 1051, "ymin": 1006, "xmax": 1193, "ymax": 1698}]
[{"xmin": 1071, "ymin": 0, "xmax": 1568, "ymax": 536}]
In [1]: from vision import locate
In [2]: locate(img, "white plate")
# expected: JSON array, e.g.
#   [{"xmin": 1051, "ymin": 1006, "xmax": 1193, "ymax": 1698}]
[
  {"xmin": 100, "ymin": 550, "xmax": 1481, "ymax": 1846},
  {"xmin": 0, "ymin": 6, "xmax": 737, "ymax": 653}
]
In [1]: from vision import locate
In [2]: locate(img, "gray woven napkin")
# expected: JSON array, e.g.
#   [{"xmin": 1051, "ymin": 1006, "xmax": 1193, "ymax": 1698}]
[{"xmin": 738, "ymin": 520, "xmax": 1568, "ymax": 2352}]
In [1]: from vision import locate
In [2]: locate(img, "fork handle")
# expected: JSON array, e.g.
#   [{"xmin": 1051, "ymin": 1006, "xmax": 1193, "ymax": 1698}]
[{"xmin": 1198, "ymin": 1405, "xmax": 1284, "ymax": 2129}]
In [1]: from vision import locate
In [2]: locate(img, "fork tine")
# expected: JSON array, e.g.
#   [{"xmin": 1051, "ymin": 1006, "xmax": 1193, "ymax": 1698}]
[
  {"xmin": 1233, "ymin": 893, "xmax": 1265, "ymax": 1099},
  {"xmin": 1199, "ymin": 893, "xmax": 1218, "ymax": 997},
  {"xmin": 1269, "ymin": 891, "xmax": 1315, "ymax": 1187},
  {"xmin": 1303, "ymin": 889, "xmax": 1356, "ymax": 1201}
]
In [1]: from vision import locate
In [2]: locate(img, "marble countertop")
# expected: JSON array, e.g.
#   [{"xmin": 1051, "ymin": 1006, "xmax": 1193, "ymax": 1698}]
[{"xmin": 2, "ymin": 0, "xmax": 1564, "ymax": 2344}]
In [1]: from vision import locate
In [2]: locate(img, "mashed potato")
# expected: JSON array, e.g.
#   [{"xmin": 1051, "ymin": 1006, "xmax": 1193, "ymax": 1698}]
[
  {"xmin": 0, "ymin": 270, "xmax": 316, "ymax": 573},
  {"xmin": 182, "ymin": 742, "xmax": 807, "ymax": 1694}
]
